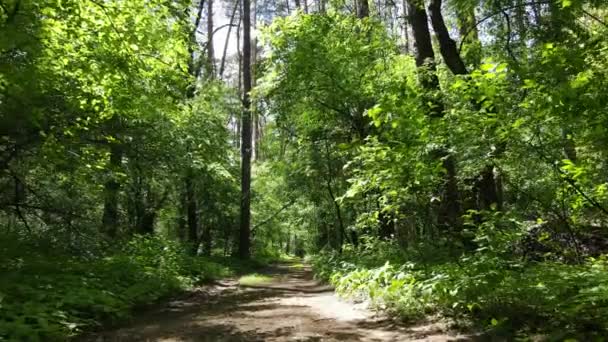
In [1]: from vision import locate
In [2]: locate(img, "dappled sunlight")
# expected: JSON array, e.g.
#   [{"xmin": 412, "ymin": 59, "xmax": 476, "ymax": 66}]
[{"xmin": 83, "ymin": 263, "xmax": 471, "ymax": 341}]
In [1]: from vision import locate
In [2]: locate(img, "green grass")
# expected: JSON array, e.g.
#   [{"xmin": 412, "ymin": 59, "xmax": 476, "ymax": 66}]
[{"xmin": 238, "ymin": 274, "xmax": 275, "ymax": 286}]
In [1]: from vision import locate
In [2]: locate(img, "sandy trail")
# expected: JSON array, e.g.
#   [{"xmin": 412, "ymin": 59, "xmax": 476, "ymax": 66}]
[{"xmin": 83, "ymin": 263, "xmax": 472, "ymax": 341}]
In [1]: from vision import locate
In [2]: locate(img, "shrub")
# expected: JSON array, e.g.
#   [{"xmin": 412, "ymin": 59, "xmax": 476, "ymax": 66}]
[
  {"xmin": 0, "ymin": 235, "xmax": 232, "ymax": 341},
  {"xmin": 312, "ymin": 240, "xmax": 608, "ymax": 338}
]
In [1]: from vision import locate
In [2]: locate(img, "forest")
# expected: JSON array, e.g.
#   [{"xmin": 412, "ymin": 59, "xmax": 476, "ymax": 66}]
[{"xmin": 1, "ymin": 0, "xmax": 608, "ymax": 340}]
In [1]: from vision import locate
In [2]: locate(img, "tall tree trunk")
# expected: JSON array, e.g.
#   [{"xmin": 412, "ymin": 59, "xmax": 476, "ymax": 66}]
[
  {"xmin": 206, "ymin": 0, "xmax": 215, "ymax": 78},
  {"xmin": 102, "ymin": 142, "xmax": 123, "ymax": 237},
  {"xmin": 407, "ymin": 0, "xmax": 460, "ymax": 229},
  {"xmin": 239, "ymin": 0, "xmax": 253, "ymax": 259},
  {"xmin": 236, "ymin": 6, "xmax": 243, "ymax": 150},
  {"xmin": 252, "ymin": 0, "xmax": 260, "ymax": 161},
  {"xmin": 181, "ymin": 0, "xmax": 205, "ymax": 250},
  {"xmin": 428, "ymin": 0, "xmax": 467, "ymax": 75}
]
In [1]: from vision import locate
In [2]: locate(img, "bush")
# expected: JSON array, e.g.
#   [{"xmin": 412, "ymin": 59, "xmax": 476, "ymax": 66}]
[
  {"xmin": 0, "ymin": 235, "xmax": 233, "ymax": 341},
  {"xmin": 312, "ymin": 239, "xmax": 608, "ymax": 339}
]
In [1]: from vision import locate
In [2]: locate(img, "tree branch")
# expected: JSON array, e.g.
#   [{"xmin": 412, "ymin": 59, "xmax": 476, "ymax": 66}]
[
  {"xmin": 252, "ymin": 200, "xmax": 295, "ymax": 232},
  {"xmin": 458, "ymin": 1, "xmax": 551, "ymax": 54}
]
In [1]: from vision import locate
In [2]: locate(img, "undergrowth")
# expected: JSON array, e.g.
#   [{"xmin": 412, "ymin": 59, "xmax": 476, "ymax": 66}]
[
  {"xmin": 0, "ymin": 234, "xmax": 246, "ymax": 341},
  {"xmin": 312, "ymin": 229, "xmax": 608, "ymax": 340}
]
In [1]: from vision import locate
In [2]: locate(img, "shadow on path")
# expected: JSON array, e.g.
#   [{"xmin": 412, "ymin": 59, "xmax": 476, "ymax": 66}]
[{"xmin": 79, "ymin": 262, "xmax": 475, "ymax": 342}]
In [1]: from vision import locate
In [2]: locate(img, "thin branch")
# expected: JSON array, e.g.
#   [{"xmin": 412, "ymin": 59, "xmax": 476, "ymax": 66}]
[
  {"xmin": 197, "ymin": 23, "xmax": 239, "ymax": 40},
  {"xmin": 252, "ymin": 200, "xmax": 295, "ymax": 231},
  {"xmin": 582, "ymin": 9, "xmax": 608, "ymax": 29},
  {"xmin": 220, "ymin": 0, "xmax": 240, "ymax": 78},
  {"xmin": 530, "ymin": 133, "xmax": 608, "ymax": 217},
  {"xmin": 459, "ymin": 1, "xmax": 551, "ymax": 54},
  {"xmin": 501, "ymin": 8, "xmax": 520, "ymax": 66}
]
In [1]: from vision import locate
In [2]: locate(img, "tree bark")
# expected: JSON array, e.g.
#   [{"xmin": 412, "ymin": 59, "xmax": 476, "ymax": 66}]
[
  {"xmin": 428, "ymin": 0, "xmax": 467, "ymax": 75},
  {"xmin": 252, "ymin": 0, "xmax": 260, "ymax": 161},
  {"xmin": 239, "ymin": 0, "xmax": 253, "ymax": 259}
]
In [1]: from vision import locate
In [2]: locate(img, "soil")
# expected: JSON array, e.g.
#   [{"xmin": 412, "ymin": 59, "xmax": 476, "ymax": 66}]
[{"xmin": 81, "ymin": 262, "xmax": 474, "ymax": 341}]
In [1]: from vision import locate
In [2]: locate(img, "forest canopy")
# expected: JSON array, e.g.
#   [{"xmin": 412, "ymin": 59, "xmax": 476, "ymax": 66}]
[{"xmin": 2, "ymin": 0, "xmax": 608, "ymax": 340}]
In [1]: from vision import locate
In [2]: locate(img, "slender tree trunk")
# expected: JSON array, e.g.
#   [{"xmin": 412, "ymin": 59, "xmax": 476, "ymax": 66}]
[
  {"xmin": 178, "ymin": 186, "xmax": 188, "ymax": 240},
  {"xmin": 252, "ymin": 0, "xmax": 260, "ymax": 161},
  {"xmin": 186, "ymin": 174, "xmax": 199, "ymax": 254},
  {"xmin": 181, "ymin": 0, "xmax": 206, "ymax": 250},
  {"xmin": 219, "ymin": 0, "xmax": 239, "ymax": 78},
  {"xmin": 236, "ymin": 6, "xmax": 243, "ymax": 150},
  {"xmin": 238, "ymin": 0, "xmax": 253, "ymax": 259},
  {"xmin": 324, "ymin": 140, "xmax": 345, "ymax": 252},
  {"xmin": 102, "ymin": 142, "xmax": 123, "ymax": 237},
  {"xmin": 201, "ymin": 223, "xmax": 212, "ymax": 256},
  {"xmin": 295, "ymin": 0, "xmax": 301, "ymax": 9},
  {"xmin": 206, "ymin": 0, "xmax": 215, "ymax": 78}
]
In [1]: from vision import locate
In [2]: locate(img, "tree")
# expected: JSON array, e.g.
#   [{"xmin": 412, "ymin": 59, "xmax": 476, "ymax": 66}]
[{"xmin": 239, "ymin": 0, "xmax": 253, "ymax": 259}]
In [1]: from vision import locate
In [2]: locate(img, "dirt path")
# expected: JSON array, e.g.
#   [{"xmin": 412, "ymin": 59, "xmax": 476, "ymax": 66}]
[{"xmin": 84, "ymin": 263, "xmax": 472, "ymax": 341}]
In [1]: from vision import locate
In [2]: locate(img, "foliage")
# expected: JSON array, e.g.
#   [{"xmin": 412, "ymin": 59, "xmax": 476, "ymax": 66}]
[
  {"xmin": 0, "ymin": 234, "xmax": 234, "ymax": 341},
  {"xmin": 313, "ymin": 235, "xmax": 608, "ymax": 339},
  {"xmin": 3, "ymin": 0, "xmax": 608, "ymax": 339}
]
